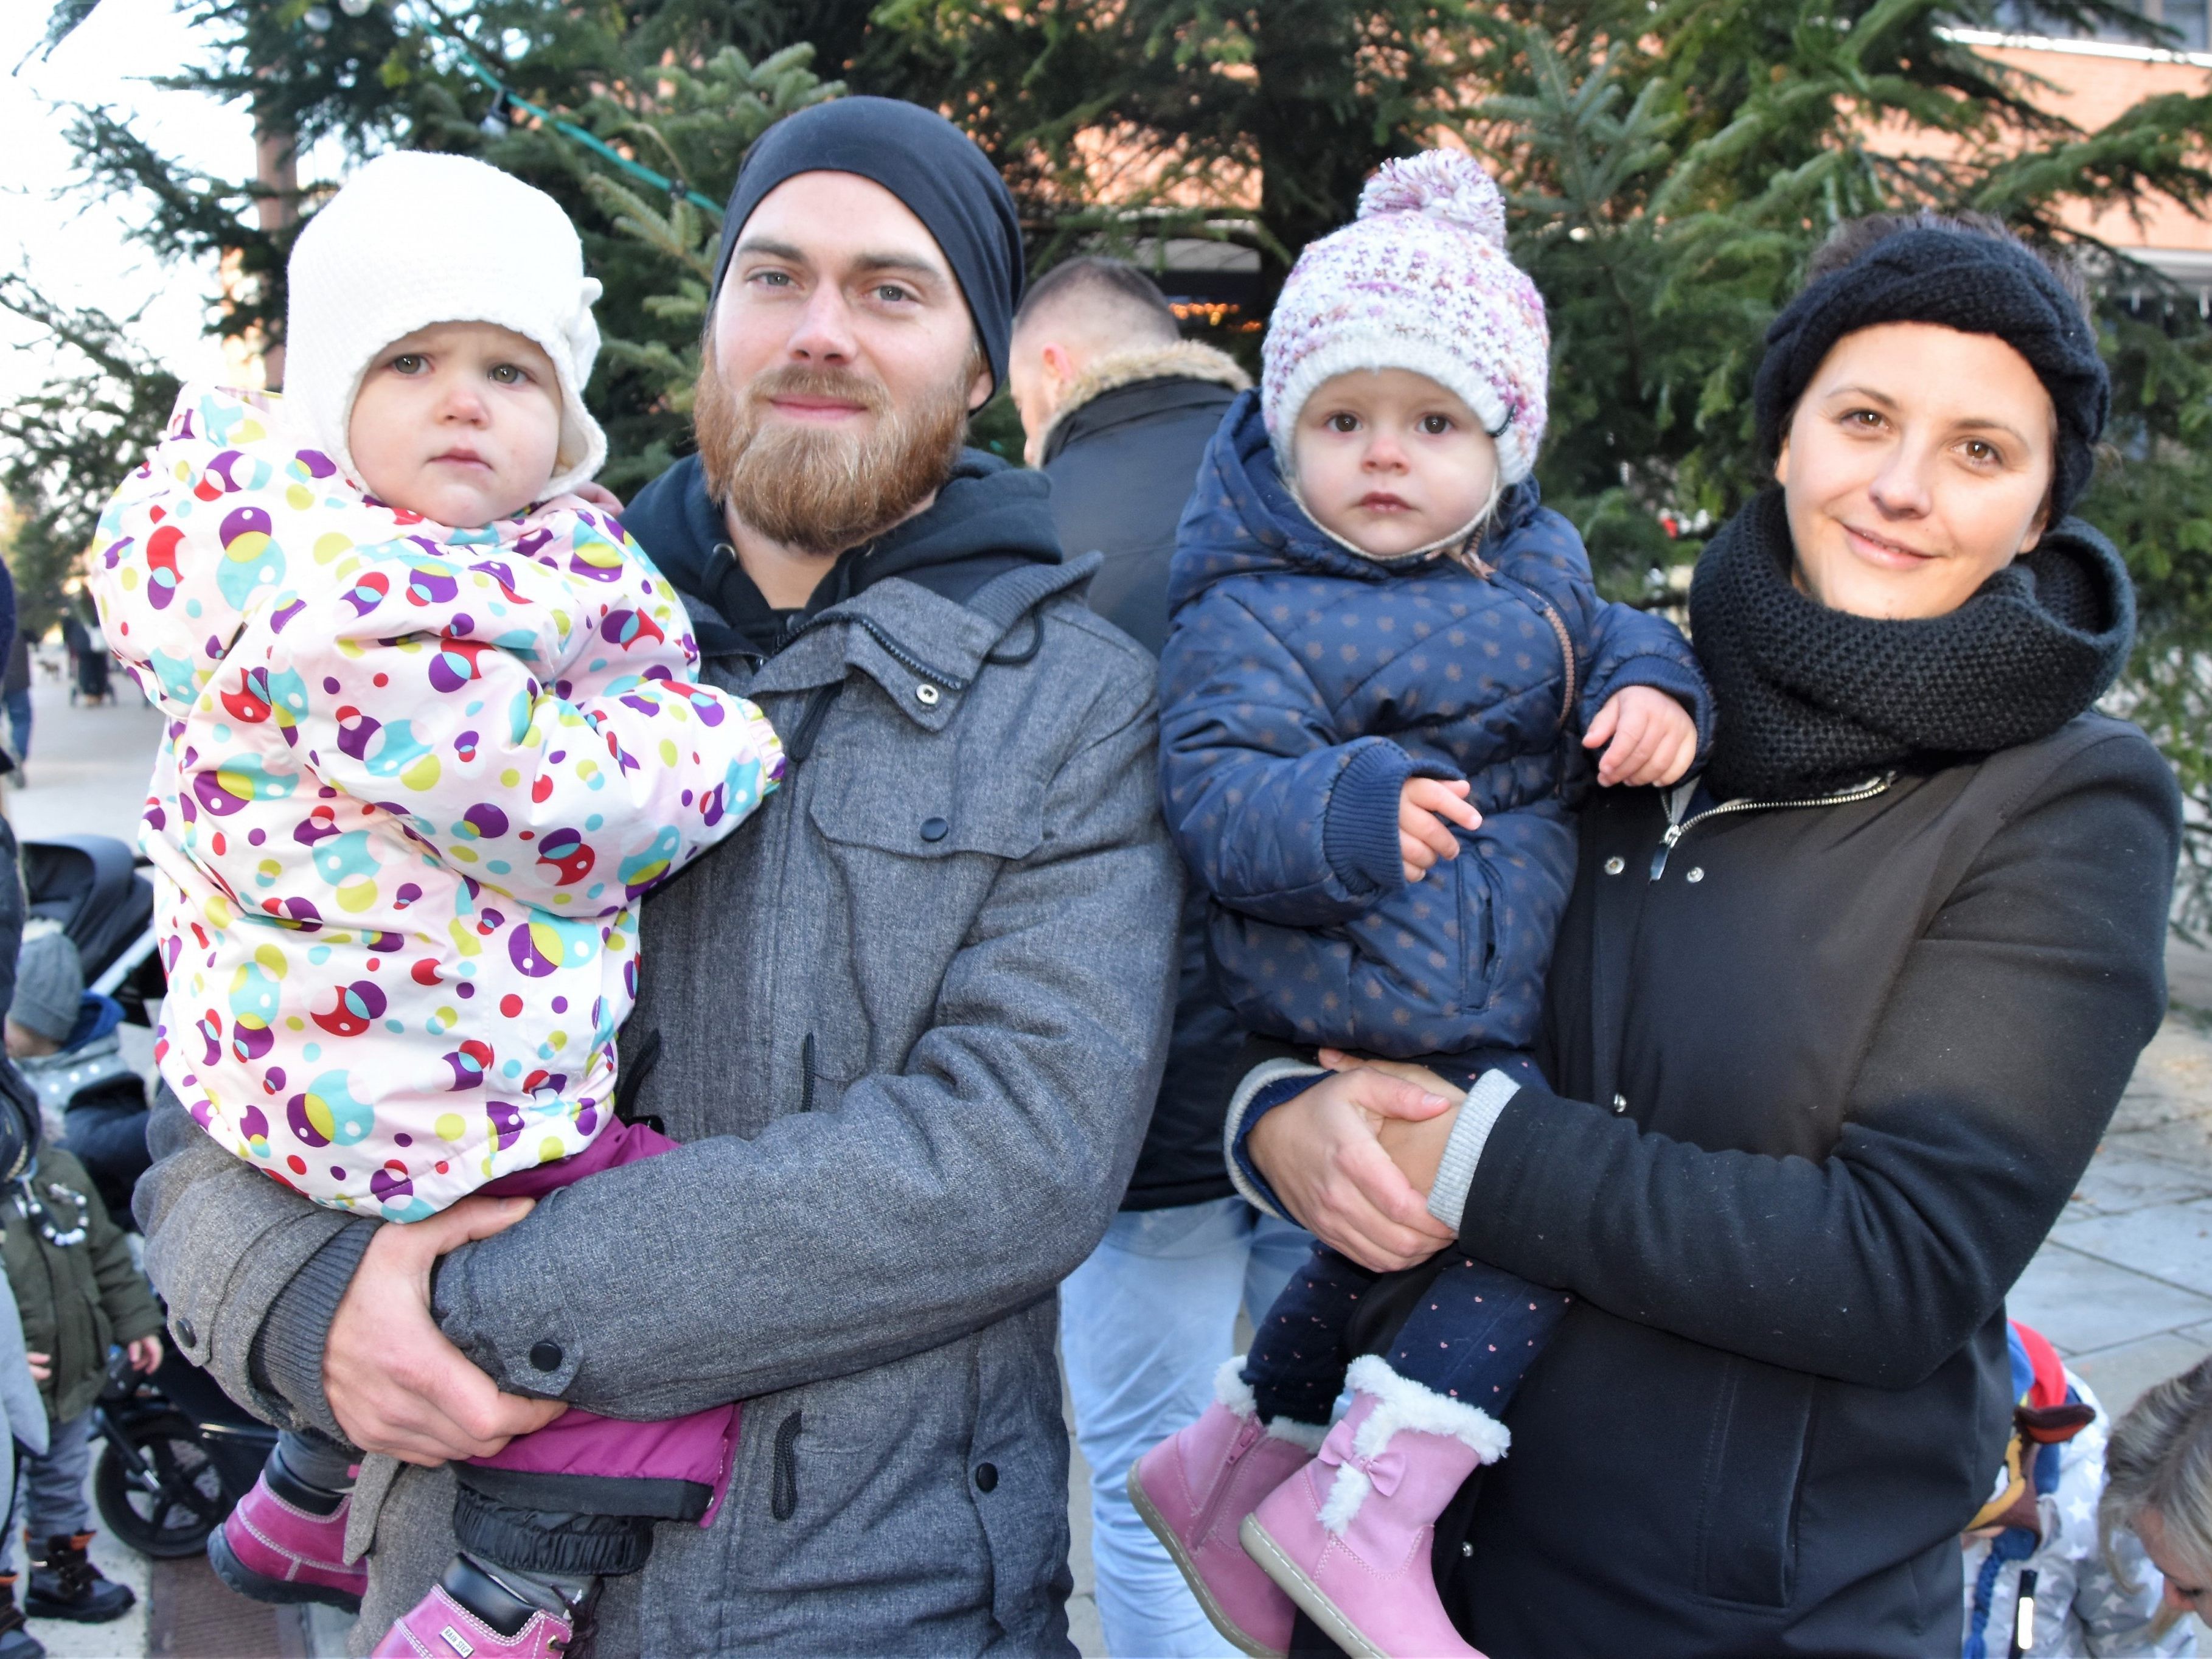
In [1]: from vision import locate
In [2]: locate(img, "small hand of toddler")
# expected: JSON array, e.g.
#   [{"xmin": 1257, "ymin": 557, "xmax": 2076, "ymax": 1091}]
[
  {"xmin": 1399, "ymin": 777, "xmax": 1481, "ymax": 884},
  {"xmin": 127, "ymin": 1335, "xmax": 163, "ymax": 1375},
  {"xmin": 24, "ymin": 1351, "xmax": 49, "ymax": 1385},
  {"xmin": 1584, "ymin": 686, "xmax": 1698, "ymax": 788}
]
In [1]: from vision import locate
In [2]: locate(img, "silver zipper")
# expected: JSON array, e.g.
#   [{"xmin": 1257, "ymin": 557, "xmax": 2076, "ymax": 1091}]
[{"xmin": 1649, "ymin": 772, "xmax": 1896, "ymax": 881}]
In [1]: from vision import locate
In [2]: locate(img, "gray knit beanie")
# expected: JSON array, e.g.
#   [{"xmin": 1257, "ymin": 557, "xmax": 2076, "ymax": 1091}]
[{"xmin": 10, "ymin": 930, "xmax": 82, "ymax": 1044}]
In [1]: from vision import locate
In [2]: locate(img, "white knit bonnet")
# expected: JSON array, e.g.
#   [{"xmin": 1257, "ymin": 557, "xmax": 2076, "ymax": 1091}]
[
  {"xmin": 1262, "ymin": 150, "xmax": 1550, "ymax": 487},
  {"xmin": 284, "ymin": 151, "xmax": 607, "ymax": 501}
]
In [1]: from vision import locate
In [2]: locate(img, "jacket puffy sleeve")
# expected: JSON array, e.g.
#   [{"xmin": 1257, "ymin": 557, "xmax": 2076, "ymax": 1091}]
[
  {"xmin": 1159, "ymin": 583, "xmax": 1459, "ymax": 925},
  {"xmin": 276, "ymin": 531, "xmax": 782, "ymax": 917},
  {"xmin": 1460, "ymin": 730, "xmax": 2179, "ymax": 1389}
]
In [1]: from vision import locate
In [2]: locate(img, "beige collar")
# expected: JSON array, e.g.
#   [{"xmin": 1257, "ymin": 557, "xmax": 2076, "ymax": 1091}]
[{"xmin": 1035, "ymin": 340, "xmax": 1251, "ymax": 462}]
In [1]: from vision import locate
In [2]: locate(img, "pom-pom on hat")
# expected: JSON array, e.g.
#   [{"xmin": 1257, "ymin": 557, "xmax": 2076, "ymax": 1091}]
[
  {"xmin": 1262, "ymin": 150, "xmax": 1549, "ymax": 484},
  {"xmin": 285, "ymin": 152, "xmax": 607, "ymax": 503}
]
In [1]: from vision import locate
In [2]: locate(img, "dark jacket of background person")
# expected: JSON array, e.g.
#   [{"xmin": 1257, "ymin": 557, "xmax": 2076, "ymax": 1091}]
[
  {"xmin": 1044, "ymin": 339, "xmax": 1250, "ymax": 1208},
  {"xmin": 1416, "ymin": 681, "xmax": 2180, "ymax": 1640},
  {"xmin": 1161, "ymin": 393, "xmax": 1711, "ymax": 1063},
  {"xmin": 133, "ymin": 447, "xmax": 1183, "ymax": 1656}
]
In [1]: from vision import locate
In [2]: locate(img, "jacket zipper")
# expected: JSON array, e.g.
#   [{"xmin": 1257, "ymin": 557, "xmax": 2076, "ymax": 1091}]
[
  {"xmin": 1649, "ymin": 773, "xmax": 1896, "ymax": 882},
  {"xmin": 1489, "ymin": 572, "xmax": 1576, "ymax": 732}
]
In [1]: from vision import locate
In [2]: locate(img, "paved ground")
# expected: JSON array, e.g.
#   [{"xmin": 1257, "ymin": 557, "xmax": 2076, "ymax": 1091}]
[{"xmin": 9, "ymin": 670, "xmax": 2209, "ymax": 1654}]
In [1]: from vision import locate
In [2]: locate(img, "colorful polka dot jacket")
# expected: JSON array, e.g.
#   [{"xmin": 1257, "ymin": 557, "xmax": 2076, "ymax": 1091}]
[
  {"xmin": 88, "ymin": 384, "xmax": 785, "ymax": 1219},
  {"xmin": 1160, "ymin": 392, "xmax": 1711, "ymax": 1060}
]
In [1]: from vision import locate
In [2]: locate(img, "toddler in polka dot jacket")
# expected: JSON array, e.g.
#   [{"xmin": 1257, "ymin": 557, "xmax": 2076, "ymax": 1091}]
[
  {"xmin": 1136, "ymin": 152, "xmax": 1712, "ymax": 1659},
  {"xmin": 88, "ymin": 153, "xmax": 781, "ymax": 1657}
]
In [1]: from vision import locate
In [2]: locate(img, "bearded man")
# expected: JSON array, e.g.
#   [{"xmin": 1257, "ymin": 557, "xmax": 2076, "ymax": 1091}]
[{"xmin": 134, "ymin": 99, "xmax": 1180, "ymax": 1656}]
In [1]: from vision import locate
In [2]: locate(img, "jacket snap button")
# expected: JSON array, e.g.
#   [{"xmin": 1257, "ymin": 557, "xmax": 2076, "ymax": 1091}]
[
  {"xmin": 915, "ymin": 683, "xmax": 941, "ymax": 706},
  {"xmin": 1612, "ymin": 1093, "xmax": 1628, "ymax": 1115},
  {"xmin": 1686, "ymin": 866, "xmax": 1705, "ymax": 883},
  {"xmin": 1602, "ymin": 856, "xmax": 1624, "ymax": 876},
  {"xmin": 1461, "ymin": 1542, "xmax": 1474, "ymax": 1559},
  {"xmin": 175, "ymin": 1318, "xmax": 197, "ymax": 1349},
  {"xmin": 529, "ymin": 1340, "xmax": 564, "ymax": 1372},
  {"xmin": 920, "ymin": 816, "xmax": 950, "ymax": 843},
  {"xmin": 974, "ymin": 1462, "xmax": 998, "ymax": 1492}
]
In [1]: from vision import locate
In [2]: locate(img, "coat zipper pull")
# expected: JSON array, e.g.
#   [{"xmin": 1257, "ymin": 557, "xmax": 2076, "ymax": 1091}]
[{"xmin": 1649, "ymin": 824, "xmax": 1684, "ymax": 882}]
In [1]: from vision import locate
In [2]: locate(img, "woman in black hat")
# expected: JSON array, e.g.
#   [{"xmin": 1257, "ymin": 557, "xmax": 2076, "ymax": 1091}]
[{"xmin": 1229, "ymin": 210, "xmax": 2184, "ymax": 1655}]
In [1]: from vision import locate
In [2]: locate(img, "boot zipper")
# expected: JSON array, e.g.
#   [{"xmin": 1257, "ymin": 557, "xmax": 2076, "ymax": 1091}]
[{"xmin": 1649, "ymin": 773, "xmax": 1896, "ymax": 881}]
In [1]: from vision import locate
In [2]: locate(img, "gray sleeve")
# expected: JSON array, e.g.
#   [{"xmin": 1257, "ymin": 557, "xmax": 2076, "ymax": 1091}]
[
  {"xmin": 430, "ymin": 680, "xmax": 1184, "ymax": 1420},
  {"xmin": 136, "ymin": 1083, "xmax": 369, "ymax": 1434},
  {"xmin": 1425, "ymin": 1071, "xmax": 1521, "ymax": 1229}
]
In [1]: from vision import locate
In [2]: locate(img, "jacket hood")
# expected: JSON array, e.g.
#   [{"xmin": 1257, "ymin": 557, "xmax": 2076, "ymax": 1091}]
[
  {"xmin": 626, "ymin": 448, "xmax": 1062, "ymax": 658},
  {"xmin": 1166, "ymin": 390, "xmax": 1544, "ymax": 615}
]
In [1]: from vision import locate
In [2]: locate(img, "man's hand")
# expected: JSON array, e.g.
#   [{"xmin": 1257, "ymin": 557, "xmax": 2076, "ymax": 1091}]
[
  {"xmin": 1399, "ymin": 777, "xmax": 1481, "ymax": 883},
  {"xmin": 1247, "ymin": 1067, "xmax": 1460, "ymax": 1271},
  {"xmin": 324, "ymin": 1196, "xmax": 566, "ymax": 1467},
  {"xmin": 1584, "ymin": 685, "xmax": 1698, "ymax": 788},
  {"xmin": 126, "ymin": 1335, "xmax": 162, "ymax": 1375}
]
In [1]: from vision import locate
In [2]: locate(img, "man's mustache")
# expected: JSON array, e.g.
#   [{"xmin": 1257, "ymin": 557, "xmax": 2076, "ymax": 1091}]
[{"xmin": 743, "ymin": 367, "xmax": 890, "ymax": 417}]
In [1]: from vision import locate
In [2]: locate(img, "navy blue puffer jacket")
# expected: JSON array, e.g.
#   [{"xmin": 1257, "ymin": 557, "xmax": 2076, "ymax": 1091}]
[{"xmin": 1160, "ymin": 392, "xmax": 1711, "ymax": 1060}]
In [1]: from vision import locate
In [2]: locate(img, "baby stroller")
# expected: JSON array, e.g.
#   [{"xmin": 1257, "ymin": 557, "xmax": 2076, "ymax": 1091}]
[{"xmin": 18, "ymin": 836, "xmax": 161, "ymax": 1028}]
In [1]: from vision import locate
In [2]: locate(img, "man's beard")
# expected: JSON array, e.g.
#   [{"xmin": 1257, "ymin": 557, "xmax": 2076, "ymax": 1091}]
[{"xmin": 694, "ymin": 351, "xmax": 971, "ymax": 555}]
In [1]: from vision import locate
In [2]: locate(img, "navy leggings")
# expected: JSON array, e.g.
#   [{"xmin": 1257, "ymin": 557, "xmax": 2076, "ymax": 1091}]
[{"xmin": 1242, "ymin": 1048, "xmax": 1570, "ymax": 1425}]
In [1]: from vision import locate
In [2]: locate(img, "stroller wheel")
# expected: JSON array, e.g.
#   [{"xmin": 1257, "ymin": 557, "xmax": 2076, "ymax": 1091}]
[{"xmin": 94, "ymin": 1411, "xmax": 229, "ymax": 1557}]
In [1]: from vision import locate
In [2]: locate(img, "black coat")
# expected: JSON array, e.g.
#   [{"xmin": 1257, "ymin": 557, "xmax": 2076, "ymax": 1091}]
[
  {"xmin": 1045, "ymin": 367, "xmax": 1245, "ymax": 1208},
  {"xmin": 1438, "ymin": 714, "xmax": 2179, "ymax": 1655}
]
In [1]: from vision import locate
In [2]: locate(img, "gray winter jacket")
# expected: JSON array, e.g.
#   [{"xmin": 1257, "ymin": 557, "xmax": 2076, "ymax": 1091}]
[{"xmin": 133, "ymin": 459, "xmax": 1182, "ymax": 1656}]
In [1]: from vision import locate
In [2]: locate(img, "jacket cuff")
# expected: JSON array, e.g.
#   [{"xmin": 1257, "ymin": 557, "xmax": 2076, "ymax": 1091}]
[
  {"xmin": 1322, "ymin": 741, "xmax": 1419, "ymax": 896},
  {"xmin": 249, "ymin": 1219, "xmax": 377, "ymax": 1437},
  {"xmin": 1427, "ymin": 1069, "xmax": 1522, "ymax": 1230},
  {"xmin": 1224, "ymin": 1058, "xmax": 1326, "ymax": 1220}
]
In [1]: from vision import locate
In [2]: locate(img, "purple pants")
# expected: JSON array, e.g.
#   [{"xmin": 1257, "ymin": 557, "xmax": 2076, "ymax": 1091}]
[{"xmin": 467, "ymin": 1118, "xmax": 739, "ymax": 1528}]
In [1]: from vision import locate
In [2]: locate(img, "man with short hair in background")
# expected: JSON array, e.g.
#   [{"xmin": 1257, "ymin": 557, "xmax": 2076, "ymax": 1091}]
[{"xmin": 1010, "ymin": 259, "xmax": 1310, "ymax": 1659}]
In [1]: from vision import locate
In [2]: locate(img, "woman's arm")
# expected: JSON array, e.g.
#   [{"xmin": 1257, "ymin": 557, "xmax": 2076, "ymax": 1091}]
[{"xmin": 1445, "ymin": 732, "xmax": 2179, "ymax": 1390}]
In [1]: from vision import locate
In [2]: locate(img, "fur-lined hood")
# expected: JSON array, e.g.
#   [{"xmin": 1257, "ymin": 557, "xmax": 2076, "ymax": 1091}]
[{"xmin": 1034, "ymin": 340, "xmax": 1250, "ymax": 464}]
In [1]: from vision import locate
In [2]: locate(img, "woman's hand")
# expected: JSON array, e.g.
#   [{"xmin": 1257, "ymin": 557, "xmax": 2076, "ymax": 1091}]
[
  {"xmin": 324, "ymin": 1196, "xmax": 567, "ymax": 1467},
  {"xmin": 1318, "ymin": 1050, "xmax": 1465, "ymax": 1197},
  {"xmin": 1247, "ymin": 1066, "xmax": 1460, "ymax": 1271}
]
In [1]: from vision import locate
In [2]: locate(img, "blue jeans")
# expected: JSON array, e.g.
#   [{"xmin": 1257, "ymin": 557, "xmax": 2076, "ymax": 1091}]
[
  {"xmin": 1060, "ymin": 1195, "xmax": 1313, "ymax": 1659},
  {"xmin": 3, "ymin": 689, "xmax": 29, "ymax": 767}
]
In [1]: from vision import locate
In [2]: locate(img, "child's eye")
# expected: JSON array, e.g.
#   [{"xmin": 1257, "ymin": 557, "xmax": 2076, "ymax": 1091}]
[
  {"xmin": 389, "ymin": 354, "xmax": 425, "ymax": 375},
  {"xmin": 1419, "ymin": 414, "xmax": 1455, "ymax": 436},
  {"xmin": 488, "ymin": 364, "xmax": 527, "ymax": 386},
  {"xmin": 1326, "ymin": 412, "xmax": 1360, "ymax": 434}
]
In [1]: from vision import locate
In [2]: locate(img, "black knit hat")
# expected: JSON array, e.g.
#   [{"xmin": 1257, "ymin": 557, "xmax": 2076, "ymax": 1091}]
[
  {"xmin": 1753, "ymin": 226, "xmax": 2110, "ymax": 518},
  {"xmin": 711, "ymin": 98, "xmax": 1025, "ymax": 396}
]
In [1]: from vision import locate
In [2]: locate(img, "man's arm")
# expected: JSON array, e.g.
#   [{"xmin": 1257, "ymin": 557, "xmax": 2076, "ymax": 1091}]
[
  {"xmin": 134, "ymin": 1090, "xmax": 370, "ymax": 1435},
  {"xmin": 422, "ymin": 669, "xmax": 1183, "ymax": 1420}
]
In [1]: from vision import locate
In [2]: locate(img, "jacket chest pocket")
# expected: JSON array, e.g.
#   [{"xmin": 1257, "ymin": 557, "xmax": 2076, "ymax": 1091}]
[
  {"xmin": 1454, "ymin": 849, "xmax": 1502, "ymax": 1012},
  {"xmin": 804, "ymin": 734, "xmax": 1045, "ymax": 869}
]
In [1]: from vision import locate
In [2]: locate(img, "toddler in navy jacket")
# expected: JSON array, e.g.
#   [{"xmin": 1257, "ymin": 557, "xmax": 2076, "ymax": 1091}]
[{"xmin": 1133, "ymin": 152, "xmax": 1713, "ymax": 1659}]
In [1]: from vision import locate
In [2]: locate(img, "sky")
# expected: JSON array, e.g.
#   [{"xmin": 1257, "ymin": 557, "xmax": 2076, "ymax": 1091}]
[{"xmin": 0, "ymin": 0, "xmax": 259, "ymax": 405}]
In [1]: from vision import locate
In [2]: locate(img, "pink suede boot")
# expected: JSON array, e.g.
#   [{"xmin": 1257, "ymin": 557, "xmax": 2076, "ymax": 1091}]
[
  {"xmin": 1127, "ymin": 1358, "xmax": 1328, "ymax": 1658},
  {"xmin": 207, "ymin": 1469, "xmax": 366, "ymax": 1613},
  {"xmin": 1240, "ymin": 1355, "xmax": 1506, "ymax": 1659}
]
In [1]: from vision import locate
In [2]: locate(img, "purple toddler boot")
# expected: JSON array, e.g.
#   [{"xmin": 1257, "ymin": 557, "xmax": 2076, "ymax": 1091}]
[
  {"xmin": 371, "ymin": 1583, "xmax": 574, "ymax": 1658},
  {"xmin": 1127, "ymin": 1358, "xmax": 1327, "ymax": 1658},
  {"xmin": 1239, "ymin": 1355, "xmax": 1506, "ymax": 1659},
  {"xmin": 207, "ymin": 1469, "xmax": 366, "ymax": 1613}
]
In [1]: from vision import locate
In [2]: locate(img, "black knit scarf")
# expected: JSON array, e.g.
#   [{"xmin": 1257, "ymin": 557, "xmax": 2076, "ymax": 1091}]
[{"xmin": 1689, "ymin": 488, "xmax": 2134, "ymax": 801}]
